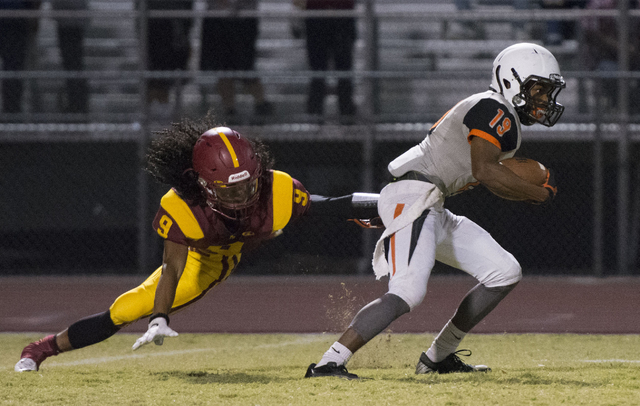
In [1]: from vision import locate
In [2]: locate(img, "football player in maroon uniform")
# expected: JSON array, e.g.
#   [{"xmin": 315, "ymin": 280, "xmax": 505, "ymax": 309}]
[{"xmin": 15, "ymin": 116, "xmax": 378, "ymax": 372}]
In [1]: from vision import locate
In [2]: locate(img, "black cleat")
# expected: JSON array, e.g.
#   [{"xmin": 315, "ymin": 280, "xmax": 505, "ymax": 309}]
[
  {"xmin": 305, "ymin": 362, "xmax": 359, "ymax": 380},
  {"xmin": 415, "ymin": 350, "xmax": 491, "ymax": 374}
]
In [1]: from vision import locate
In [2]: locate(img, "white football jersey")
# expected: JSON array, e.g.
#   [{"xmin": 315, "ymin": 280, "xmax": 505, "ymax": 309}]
[{"xmin": 388, "ymin": 90, "xmax": 522, "ymax": 197}]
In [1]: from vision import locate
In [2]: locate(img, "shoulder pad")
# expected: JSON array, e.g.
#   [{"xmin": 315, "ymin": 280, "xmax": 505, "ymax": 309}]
[
  {"xmin": 271, "ymin": 170, "xmax": 294, "ymax": 231},
  {"xmin": 160, "ymin": 189, "xmax": 205, "ymax": 240}
]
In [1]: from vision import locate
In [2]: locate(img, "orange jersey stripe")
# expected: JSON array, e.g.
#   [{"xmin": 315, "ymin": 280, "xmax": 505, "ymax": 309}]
[
  {"xmin": 390, "ymin": 203, "xmax": 405, "ymax": 277},
  {"xmin": 429, "ymin": 100, "xmax": 462, "ymax": 132},
  {"xmin": 467, "ymin": 128, "xmax": 501, "ymax": 149}
]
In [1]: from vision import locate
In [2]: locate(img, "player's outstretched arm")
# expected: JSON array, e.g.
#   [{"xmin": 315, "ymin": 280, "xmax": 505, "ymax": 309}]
[
  {"xmin": 132, "ymin": 240, "xmax": 188, "ymax": 350},
  {"xmin": 309, "ymin": 193, "xmax": 379, "ymax": 218}
]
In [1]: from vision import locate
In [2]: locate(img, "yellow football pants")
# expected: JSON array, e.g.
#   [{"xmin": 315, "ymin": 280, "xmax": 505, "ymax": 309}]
[{"xmin": 108, "ymin": 249, "xmax": 240, "ymax": 326}]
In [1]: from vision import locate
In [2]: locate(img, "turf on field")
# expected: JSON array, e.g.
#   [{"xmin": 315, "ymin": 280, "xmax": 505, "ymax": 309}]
[{"xmin": 2, "ymin": 333, "xmax": 639, "ymax": 406}]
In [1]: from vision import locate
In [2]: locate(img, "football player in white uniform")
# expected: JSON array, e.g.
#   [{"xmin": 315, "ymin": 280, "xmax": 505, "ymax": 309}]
[{"xmin": 305, "ymin": 43, "xmax": 564, "ymax": 379}]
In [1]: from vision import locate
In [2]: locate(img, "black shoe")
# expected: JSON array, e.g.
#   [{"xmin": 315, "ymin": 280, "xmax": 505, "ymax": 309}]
[
  {"xmin": 415, "ymin": 350, "xmax": 490, "ymax": 374},
  {"xmin": 305, "ymin": 362, "xmax": 359, "ymax": 380}
]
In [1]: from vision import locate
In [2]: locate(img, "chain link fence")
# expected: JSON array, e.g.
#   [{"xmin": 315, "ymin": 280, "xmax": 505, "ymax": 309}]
[{"xmin": 1, "ymin": 0, "xmax": 640, "ymax": 276}]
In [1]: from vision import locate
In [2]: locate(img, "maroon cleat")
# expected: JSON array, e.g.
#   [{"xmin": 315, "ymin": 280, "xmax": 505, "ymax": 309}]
[{"xmin": 15, "ymin": 335, "xmax": 60, "ymax": 372}]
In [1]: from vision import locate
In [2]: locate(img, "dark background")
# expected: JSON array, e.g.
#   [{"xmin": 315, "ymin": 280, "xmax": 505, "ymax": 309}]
[{"xmin": 1, "ymin": 140, "xmax": 636, "ymax": 276}]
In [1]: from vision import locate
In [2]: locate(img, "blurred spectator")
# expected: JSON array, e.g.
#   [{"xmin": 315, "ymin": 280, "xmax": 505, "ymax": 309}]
[
  {"xmin": 446, "ymin": 0, "xmax": 529, "ymax": 40},
  {"xmin": 142, "ymin": 0, "xmax": 193, "ymax": 109},
  {"xmin": 446, "ymin": 0, "xmax": 485, "ymax": 39},
  {"xmin": 297, "ymin": 0, "xmax": 357, "ymax": 119},
  {"xmin": 200, "ymin": 0, "xmax": 273, "ymax": 121},
  {"xmin": 540, "ymin": 0, "xmax": 587, "ymax": 45},
  {"xmin": 52, "ymin": 0, "xmax": 88, "ymax": 114},
  {"xmin": 0, "ymin": 0, "xmax": 40, "ymax": 114},
  {"xmin": 581, "ymin": 0, "xmax": 640, "ymax": 112}
]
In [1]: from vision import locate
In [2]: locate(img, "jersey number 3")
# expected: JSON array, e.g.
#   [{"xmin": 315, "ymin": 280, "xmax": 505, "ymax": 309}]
[{"xmin": 489, "ymin": 109, "xmax": 511, "ymax": 137}]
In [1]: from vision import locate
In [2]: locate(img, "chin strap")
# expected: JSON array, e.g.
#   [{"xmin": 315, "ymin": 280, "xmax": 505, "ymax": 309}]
[{"xmin": 207, "ymin": 200, "xmax": 255, "ymax": 221}]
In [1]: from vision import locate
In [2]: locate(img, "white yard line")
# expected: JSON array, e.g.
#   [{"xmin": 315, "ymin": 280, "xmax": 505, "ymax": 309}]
[
  {"xmin": 582, "ymin": 359, "xmax": 640, "ymax": 363},
  {"xmin": 44, "ymin": 334, "xmax": 330, "ymax": 368}
]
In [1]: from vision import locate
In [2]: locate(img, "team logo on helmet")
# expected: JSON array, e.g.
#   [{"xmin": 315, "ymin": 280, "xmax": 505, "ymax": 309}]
[{"xmin": 228, "ymin": 170, "xmax": 251, "ymax": 183}]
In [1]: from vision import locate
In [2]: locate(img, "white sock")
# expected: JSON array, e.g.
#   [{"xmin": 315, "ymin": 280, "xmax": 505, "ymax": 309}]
[
  {"xmin": 425, "ymin": 320, "xmax": 466, "ymax": 363},
  {"xmin": 316, "ymin": 342, "xmax": 353, "ymax": 367}
]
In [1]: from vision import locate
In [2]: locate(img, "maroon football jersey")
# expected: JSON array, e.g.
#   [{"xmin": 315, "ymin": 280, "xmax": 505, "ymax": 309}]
[{"xmin": 152, "ymin": 170, "xmax": 310, "ymax": 254}]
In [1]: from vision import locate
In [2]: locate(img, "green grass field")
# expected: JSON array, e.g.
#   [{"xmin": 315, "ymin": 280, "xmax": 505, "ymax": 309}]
[{"xmin": 2, "ymin": 333, "xmax": 639, "ymax": 405}]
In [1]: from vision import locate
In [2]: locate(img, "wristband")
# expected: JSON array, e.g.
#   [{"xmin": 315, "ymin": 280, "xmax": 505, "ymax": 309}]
[{"xmin": 149, "ymin": 313, "xmax": 170, "ymax": 324}]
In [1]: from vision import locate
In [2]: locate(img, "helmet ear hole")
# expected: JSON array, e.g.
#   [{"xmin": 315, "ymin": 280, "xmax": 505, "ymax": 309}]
[
  {"xmin": 503, "ymin": 79, "xmax": 511, "ymax": 89},
  {"xmin": 512, "ymin": 95, "xmax": 524, "ymax": 107}
]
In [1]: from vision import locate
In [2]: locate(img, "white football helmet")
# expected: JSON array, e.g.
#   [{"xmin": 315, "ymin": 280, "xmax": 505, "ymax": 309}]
[{"xmin": 490, "ymin": 43, "xmax": 566, "ymax": 127}]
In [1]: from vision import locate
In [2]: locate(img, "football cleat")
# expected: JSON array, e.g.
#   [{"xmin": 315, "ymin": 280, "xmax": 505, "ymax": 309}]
[
  {"xmin": 14, "ymin": 334, "xmax": 60, "ymax": 372},
  {"xmin": 304, "ymin": 362, "xmax": 359, "ymax": 380},
  {"xmin": 415, "ymin": 350, "xmax": 491, "ymax": 374},
  {"xmin": 14, "ymin": 358, "xmax": 38, "ymax": 372}
]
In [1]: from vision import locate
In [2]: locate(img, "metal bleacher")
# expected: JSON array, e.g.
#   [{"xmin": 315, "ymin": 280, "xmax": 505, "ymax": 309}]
[
  {"xmin": 22, "ymin": 0, "xmax": 585, "ymax": 126},
  {"xmin": 28, "ymin": 1, "xmax": 139, "ymax": 119},
  {"xmin": 4, "ymin": 1, "xmax": 640, "ymax": 277}
]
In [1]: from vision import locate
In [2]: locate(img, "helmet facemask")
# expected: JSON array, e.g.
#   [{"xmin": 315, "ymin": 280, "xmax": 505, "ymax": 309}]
[
  {"xmin": 510, "ymin": 69, "xmax": 566, "ymax": 127},
  {"xmin": 198, "ymin": 173, "xmax": 261, "ymax": 212}
]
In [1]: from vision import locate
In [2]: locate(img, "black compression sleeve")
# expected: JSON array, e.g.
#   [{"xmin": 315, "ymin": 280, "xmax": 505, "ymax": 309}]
[
  {"xmin": 309, "ymin": 195, "xmax": 352, "ymax": 217},
  {"xmin": 67, "ymin": 310, "xmax": 121, "ymax": 349},
  {"xmin": 309, "ymin": 194, "xmax": 379, "ymax": 219}
]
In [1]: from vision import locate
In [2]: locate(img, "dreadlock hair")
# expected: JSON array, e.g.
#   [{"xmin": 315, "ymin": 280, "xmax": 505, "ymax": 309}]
[{"xmin": 144, "ymin": 112, "xmax": 275, "ymax": 206}]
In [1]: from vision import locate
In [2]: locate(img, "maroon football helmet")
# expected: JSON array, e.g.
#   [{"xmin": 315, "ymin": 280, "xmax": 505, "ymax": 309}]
[{"xmin": 192, "ymin": 127, "xmax": 262, "ymax": 217}]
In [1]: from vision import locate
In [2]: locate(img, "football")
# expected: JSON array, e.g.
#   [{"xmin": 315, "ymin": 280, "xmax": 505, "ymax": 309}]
[
  {"xmin": 500, "ymin": 157, "xmax": 548, "ymax": 186},
  {"xmin": 491, "ymin": 157, "xmax": 549, "ymax": 201}
]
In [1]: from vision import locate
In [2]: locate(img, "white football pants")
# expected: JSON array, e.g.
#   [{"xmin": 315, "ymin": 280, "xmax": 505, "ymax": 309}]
[{"xmin": 380, "ymin": 181, "xmax": 522, "ymax": 310}]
